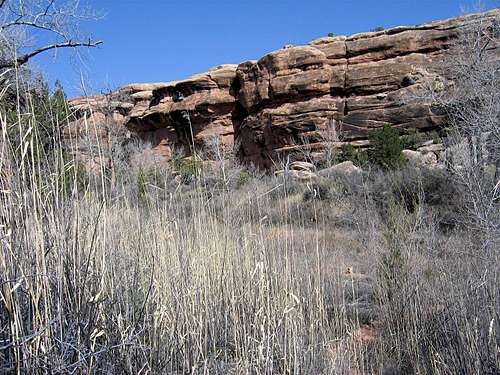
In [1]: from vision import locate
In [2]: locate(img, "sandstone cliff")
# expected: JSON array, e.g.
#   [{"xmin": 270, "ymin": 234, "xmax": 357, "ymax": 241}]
[{"xmin": 66, "ymin": 10, "xmax": 500, "ymax": 168}]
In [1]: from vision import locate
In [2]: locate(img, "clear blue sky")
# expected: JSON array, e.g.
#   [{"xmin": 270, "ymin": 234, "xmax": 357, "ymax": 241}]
[{"xmin": 35, "ymin": 0, "xmax": 498, "ymax": 97}]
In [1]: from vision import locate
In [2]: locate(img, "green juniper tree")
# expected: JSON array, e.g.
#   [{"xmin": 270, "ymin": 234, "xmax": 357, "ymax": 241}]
[{"xmin": 369, "ymin": 124, "xmax": 405, "ymax": 169}]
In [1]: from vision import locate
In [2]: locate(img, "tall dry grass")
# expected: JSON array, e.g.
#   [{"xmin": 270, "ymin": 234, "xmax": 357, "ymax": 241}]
[
  {"xmin": 0, "ymin": 76, "xmax": 373, "ymax": 374},
  {"xmin": 0, "ymin": 71, "xmax": 499, "ymax": 375}
]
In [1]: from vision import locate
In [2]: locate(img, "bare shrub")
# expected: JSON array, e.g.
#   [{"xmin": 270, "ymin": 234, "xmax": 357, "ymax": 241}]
[
  {"xmin": 425, "ymin": 12, "xmax": 500, "ymax": 250},
  {"xmin": 373, "ymin": 202, "xmax": 499, "ymax": 375}
]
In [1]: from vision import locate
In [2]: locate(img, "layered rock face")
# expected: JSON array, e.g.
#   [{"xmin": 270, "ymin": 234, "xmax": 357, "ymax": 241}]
[
  {"xmin": 66, "ymin": 10, "xmax": 500, "ymax": 168},
  {"xmin": 126, "ymin": 64, "xmax": 238, "ymax": 159},
  {"xmin": 65, "ymin": 65, "xmax": 237, "ymax": 164},
  {"xmin": 235, "ymin": 10, "xmax": 499, "ymax": 167}
]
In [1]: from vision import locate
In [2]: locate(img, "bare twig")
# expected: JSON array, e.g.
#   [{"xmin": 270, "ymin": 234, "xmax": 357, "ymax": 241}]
[{"xmin": 0, "ymin": 40, "xmax": 103, "ymax": 69}]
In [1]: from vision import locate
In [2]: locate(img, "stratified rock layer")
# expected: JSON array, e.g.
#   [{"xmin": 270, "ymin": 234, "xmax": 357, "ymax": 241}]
[
  {"xmin": 235, "ymin": 10, "xmax": 499, "ymax": 167},
  {"xmin": 66, "ymin": 10, "xmax": 500, "ymax": 168},
  {"xmin": 126, "ymin": 64, "xmax": 238, "ymax": 159},
  {"xmin": 65, "ymin": 65, "xmax": 237, "ymax": 163}
]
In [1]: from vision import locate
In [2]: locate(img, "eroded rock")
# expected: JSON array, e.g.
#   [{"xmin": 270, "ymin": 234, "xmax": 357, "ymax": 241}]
[
  {"xmin": 318, "ymin": 161, "xmax": 362, "ymax": 178},
  {"xmin": 236, "ymin": 10, "xmax": 500, "ymax": 166},
  {"xmin": 403, "ymin": 149, "xmax": 439, "ymax": 167},
  {"xmin": 64, "ymin": 10, "xmax": 500, "ymax": 170},
  {"xmin": 274, "ymin": 169, "xmax": 318, "ymax": 181},
  {"xmin": 290, "ymin": 161, "xmax": 316, "ymax": 172}
]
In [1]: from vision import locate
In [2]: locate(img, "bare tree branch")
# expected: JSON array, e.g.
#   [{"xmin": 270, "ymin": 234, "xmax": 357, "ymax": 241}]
[
  {"xmin": 1, "ymin": 20, "xmax": 67, "ymax": 38},
  {"xmin": 0, "ymin": 1, "xmax": 102, "ymax": 71},
  {"xmin": 0, "ymin": 40, "xmax": 103, "ymax": 69}
]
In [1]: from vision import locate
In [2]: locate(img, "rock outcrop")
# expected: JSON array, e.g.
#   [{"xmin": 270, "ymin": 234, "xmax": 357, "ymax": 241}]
[
  {"xmin": 66, "ymin": 10, "xmax": 500, "ymax": 169},
  {"xmin": 65, "ymin": 65, "xmax": 237, "ymax": 163},
  {"xmin": 235, "ymin": 10, "xmax": 499, "ymax": 167},
  {"xmin": 126, "ymin": 64, "xmax": 238, "ymax": 159}
]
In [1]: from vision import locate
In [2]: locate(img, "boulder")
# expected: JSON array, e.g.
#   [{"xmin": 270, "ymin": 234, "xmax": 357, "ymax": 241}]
[
  {"xmin": 403, "ymin": 149, "xmax": 438, "ymax": 167},
  {"xmin": 417, "ymin": 144, "xmax": 445, "ymax": 154},
  {"xmin": 274, "ymin": 169, "xmax": 318, "ymax": 181},
  {"xmin": 290, "ymin": 161, "xmax": 316, "ymax": 172},
  {"xmin": 318, "ymin": 161, "xmax": 362, "ymax": 178}
]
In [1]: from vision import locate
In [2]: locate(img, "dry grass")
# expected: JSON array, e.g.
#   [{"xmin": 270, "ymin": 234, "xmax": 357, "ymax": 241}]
[
  {"xmin": 0, "ymin": 178, "xmax": 366, "ymax": 373},
  {"xmin": 0, "ymin": 77, "xmax": 499, "ymax": 375}
]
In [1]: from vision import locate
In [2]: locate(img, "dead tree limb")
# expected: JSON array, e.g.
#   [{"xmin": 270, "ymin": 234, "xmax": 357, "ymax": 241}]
[{"xmin": 0, "ymin": 40, "xmax": 103, "ymax": 69}]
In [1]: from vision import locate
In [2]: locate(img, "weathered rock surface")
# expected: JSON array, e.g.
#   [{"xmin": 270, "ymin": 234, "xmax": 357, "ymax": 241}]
[
  {"xmin": 65, "ymin": 10, "xmax": 500, "ymax": 169},
  {"xmin": 126, "ymin": 64, "xmax": 238, "ymax": 159},
  {"xmin": 66, "ymin": 65, "xmax": 237, "ymax": 163},
  {"xmin": 274, "ymin": 168, "xmax": 318, "ymax": 181},
  {"xmin": 318, "ymin": 161, "xmax": 362, "ymax": 178},
  {"xmin": 402, "ymin": 149, "xmax": 440, "ymax": 168},
  {"xmin": 290, "ymin": 161, "xmax": 316, "ymax": 172},
  {"xmin": 235, "ymin": 10, "xmax": 500, "ymax": 167}
]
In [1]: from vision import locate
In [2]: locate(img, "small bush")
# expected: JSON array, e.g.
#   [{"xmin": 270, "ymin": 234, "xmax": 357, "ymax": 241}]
[
  {"xmin": 356, "ymin": 149, "xmax": 370, "ymax": 166},
  {"xmin": 369, "ymin": 125, "xmax": 405, "ymax": 169},
  {"xmin": 379, "ymin": 206, "xmax": 409, "ymax": 303},
  {"xmin": 368, "ymin": 166, "xmax": 463, "ymax": 231},
  {"xmin": 339, "ymin": 144, "xmax": 356, "ymax": 162},
  {"xmin": 372, "ymin": 26, "xmax": 385, "ymax": 32},
  {"xmin": 235, "ymin": 169, "xmax": 251, "ymax": 188},
  {"xmin": 402, "ymin": 128, "xmax": 423, "ymax": 150},
  {"xmin": 136, "ymin": 168, "xmax": 148, "ymax": 200},
  {"xmin": 428, "ymin": 130, "xmax": 442, "ymax": 144},
  {"xmin": 302, "ymin": 182, "xmax": 331, "ymax": 202},
  {"xmin": 338, "ymin": 144, "xmax": 370, "ymax": 167},
  {"xmin": 135, "ymin": 166, "xmax": 165, "ymax": 200},
  {"xmin": 268, "ymin": 173, "xmax": 303, "ymax": 200}
]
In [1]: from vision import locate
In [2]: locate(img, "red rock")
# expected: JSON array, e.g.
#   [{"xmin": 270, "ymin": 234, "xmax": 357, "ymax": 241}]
[
  {"xmin": 235, "ymin": 10, "xmax": 499, "ymax": 167},
  {"xmin": 63, "ymin": 10, "xmax": 500, "ymax": 169}
]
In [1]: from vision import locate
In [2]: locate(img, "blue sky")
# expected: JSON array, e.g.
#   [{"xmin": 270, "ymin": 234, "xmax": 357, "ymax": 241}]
[{"xmin": 35, "ymin": 0, "xmax": 498, "ymax": 97}]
